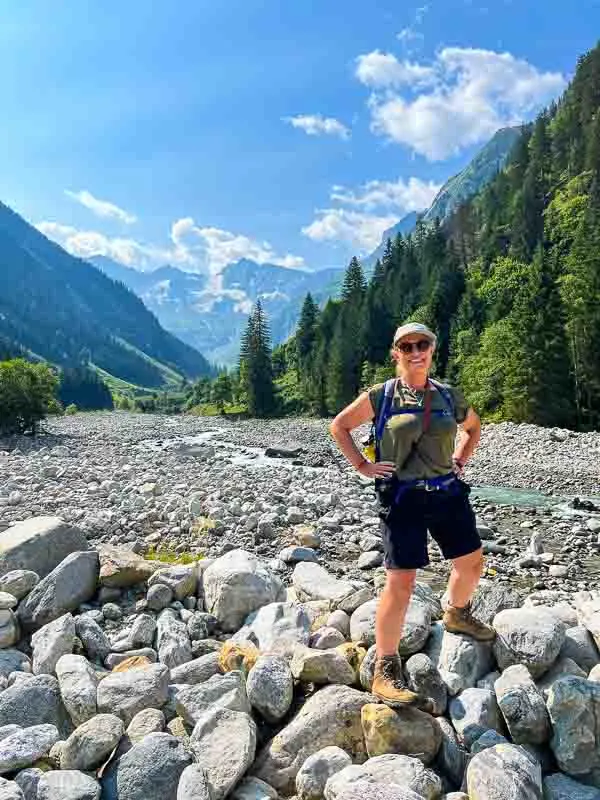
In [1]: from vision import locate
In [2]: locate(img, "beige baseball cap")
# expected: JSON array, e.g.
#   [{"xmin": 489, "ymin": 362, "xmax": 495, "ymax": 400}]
[{"xmin": 393, "ymin": 322, "xmax": 437, "ymax": 347}]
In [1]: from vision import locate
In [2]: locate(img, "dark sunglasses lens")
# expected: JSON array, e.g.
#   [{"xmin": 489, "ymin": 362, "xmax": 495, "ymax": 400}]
[{"xmin": 398, "ymin": 340, "xmax": 430, "ymax": 354}]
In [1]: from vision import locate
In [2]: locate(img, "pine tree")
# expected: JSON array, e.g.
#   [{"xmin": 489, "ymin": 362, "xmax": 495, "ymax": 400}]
[
  {"xmin": 295, "ymin": 293, "xmax": 319, "ymax": 408},
  {"xmin": 326, "ymin": 258, "xmax": 367, "ymax": 412},
  {"xmin": 239, "ymin": 301, "xmax": 276, "ymax": 417}
]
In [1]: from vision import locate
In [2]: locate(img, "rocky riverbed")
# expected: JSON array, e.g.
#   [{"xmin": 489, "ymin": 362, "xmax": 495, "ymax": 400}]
[{"xmin": 0, "ymin": 412, "xmax": 598, "ymax": 799}]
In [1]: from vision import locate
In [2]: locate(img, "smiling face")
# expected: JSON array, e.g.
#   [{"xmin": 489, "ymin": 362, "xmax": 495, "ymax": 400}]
[{"xmin": 392, "ymin": 333, "xmax": 434, "ymax": 382}]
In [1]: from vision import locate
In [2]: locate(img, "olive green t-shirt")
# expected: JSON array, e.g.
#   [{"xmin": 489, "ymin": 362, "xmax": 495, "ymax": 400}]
[{"xmin": 367, "ymin": 380, "xmax": 469, "ymax": 480}]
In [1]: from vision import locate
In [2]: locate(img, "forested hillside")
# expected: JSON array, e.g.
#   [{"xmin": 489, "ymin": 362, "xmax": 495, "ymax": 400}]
[
  {"xmin": 274, "ymin": 43, "xmax": 600, "ymax": 430},
  {"xmin": 0, "ymin": 202, "xmax": 212, "ymax": 387}
]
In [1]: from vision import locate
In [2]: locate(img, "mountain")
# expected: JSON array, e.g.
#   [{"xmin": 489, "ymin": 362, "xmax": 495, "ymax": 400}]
[
  {"xmin": 423, "ymin": 126, "xmax": 523, "ymax": 223},
  {"xmin": 0, "ymin": 202, "xmax": 212, "ymax": 388},
  {"xmin": 363, "ymin": 126, "xmax": 522, "ymax": 270},
  {"xmin": 91, "ymin": 256, "xmax": 343, "ymax": 366}
]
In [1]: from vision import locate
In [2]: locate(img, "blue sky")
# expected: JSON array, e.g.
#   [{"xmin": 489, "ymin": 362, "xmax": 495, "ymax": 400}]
[{"xmin": 1, "ymin": 0, "xmax": 598, "ymax": 277}]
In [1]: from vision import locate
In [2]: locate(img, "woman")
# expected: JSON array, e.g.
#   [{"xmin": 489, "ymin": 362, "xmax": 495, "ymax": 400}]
[{"xmin": 330, "ymin": 322, "xmax": 494, "ymax": 707}]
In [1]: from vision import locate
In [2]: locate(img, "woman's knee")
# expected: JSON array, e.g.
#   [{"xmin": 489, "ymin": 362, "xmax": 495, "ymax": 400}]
[
  {"xmin": 384, "ymin": 569, "xmax": 417, "ymax": 598},
  {"xmin": 452, "ymin": 548, "xmax": 484, "ymax": 575}
]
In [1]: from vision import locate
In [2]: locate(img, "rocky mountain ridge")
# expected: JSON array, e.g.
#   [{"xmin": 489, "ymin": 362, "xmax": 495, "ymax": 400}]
[{"xmin": 0, "ymin": 203, "xmax": 212, "ymax": 387}]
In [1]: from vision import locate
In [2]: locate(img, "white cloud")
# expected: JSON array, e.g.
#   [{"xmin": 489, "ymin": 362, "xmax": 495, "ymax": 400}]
[
  {"xmin": 356, "ymin": 51, "xmax": 435, "ymax": 89},
  {"xmin": 170, "ymin": 218, "xmax": 305, "ymax": 274},
  {"xmin": 65, "ymin": 189, "xmax": 137, "ymax": 224},
  {"xmin": 37, "ymin": 218, "xmax": 305, "ymax": 275},
  {"xmin": 282, "ymin": 114, "xmax": 350, "ymax": 139},
  {"xmin": 36, "ymin": 222, "xmax": 168, "ymax": 268},
  {"xmin": 302, "ymin": 209, "xmax": 398, "ymax": 253},
  {"xmin": 356, "ymin": 46, "xmax": 566, "ymax": 160},
  {"xmin": 330, "ymin": 176, "xmax": 440, "ymax": 213}
]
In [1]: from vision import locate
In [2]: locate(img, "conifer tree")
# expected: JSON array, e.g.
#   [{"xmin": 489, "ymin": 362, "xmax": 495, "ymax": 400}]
[{"xmin": 239, "ymin": 300, "xmax": 276, "ymax": 417}]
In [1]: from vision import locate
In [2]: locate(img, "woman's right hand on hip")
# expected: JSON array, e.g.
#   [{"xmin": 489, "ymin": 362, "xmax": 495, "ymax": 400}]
[{"xmin": 357, "ymin": 460, "xmax": 396, "ymax": 478}]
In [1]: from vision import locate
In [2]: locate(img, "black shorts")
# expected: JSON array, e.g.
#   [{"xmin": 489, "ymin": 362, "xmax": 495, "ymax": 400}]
[{"xmin": 378, "ymin": 480, "xmax": 482, "ymax": 570}]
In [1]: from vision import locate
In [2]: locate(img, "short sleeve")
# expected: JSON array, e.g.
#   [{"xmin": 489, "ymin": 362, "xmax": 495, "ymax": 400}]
[
  {"xmin": 450, "ymin": 385, "xmax": 470, "ymax": 424},
  {"xmin": 367, "ymin": 383, "xmax": 385, "ymax": 419}
]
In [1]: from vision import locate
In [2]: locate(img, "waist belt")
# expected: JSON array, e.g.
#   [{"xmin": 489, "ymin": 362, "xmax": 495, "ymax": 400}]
[{"xmin": 394, "ymin": 472, "xmax": 456, "ymax": 503}]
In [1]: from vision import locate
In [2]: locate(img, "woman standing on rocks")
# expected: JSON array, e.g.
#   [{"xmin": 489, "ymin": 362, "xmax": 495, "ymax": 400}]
[{"xmin": 330, "ymin": 322, "xmax": 494, "ymax": 707}]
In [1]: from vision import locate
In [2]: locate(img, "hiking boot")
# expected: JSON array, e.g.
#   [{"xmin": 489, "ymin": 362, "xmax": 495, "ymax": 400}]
[
  {"xmin": 372, "ymin": 655, "xmax": 419, "ymax": 707},
  {"xmin": 443, "ymin": 602, "xmax": 496, "ymax": 641}
]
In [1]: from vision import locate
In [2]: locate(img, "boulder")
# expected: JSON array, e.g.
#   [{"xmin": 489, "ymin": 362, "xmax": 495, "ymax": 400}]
[
  {"xmin": 327, "ymin": 610, "xmax": 351, "ymax": 638},
  {"xmin": 31, "ymin": 614, "xmax": 76, "ymax": 675},
  {"xmin": 295, "ymin": 746, "xmax": 352, "ymax": 800},
  {"xmin": 156, "ymin": 609, "xmax": 192, "ymax": 669},
  {"xmin": 230, "ymin": 778, "xmax": 277, "ymax": 799},
  {"xmin": 350, "ymin": 598, "xmax": 431, "ymax": 655},
  {"xmin": 55, "ymin": 655, "xmax": 98, "ymax": 726},
  {"xmin": 449, "ymin": 688, "xmax": 504, "ymax": 750},
  {"xmin": 323, "ymin": 754, "xmax": 442, "ymax": 800},
  {"xmin": 0, "ymin": 777, "xmax": 24, "ymax": 800},
  {"xmin": 332, "ymin": 783, "xmax": 424, "ymax": 800},
  {"xmin": 537, "ymin": 657, "xmax": 587, "ymax": 699},
  {"xmin": 175, "ymin": 672, "xmax": 250, "ymax": 727},
  {"xmin": 238, "ymin": 602, "xmax": 310, "ymax": 653},
  {"xmin": 126, "ymin": 709, "xmax": 165, "ymax": 744},
  {"xmin": 0, "ymin": 612, "xmax": 18, "ymax": 649},
  {"xmin": 0, "ymin": 518, "xmax": 89, "ymax": 580},
  {"xmin": 292, "ymin": 563, "xmax": 355, "ymax": 605},
  {"xmin": 470, "ymin": 729, "xmax": 509, "ymax": 754},
  {"xmin": 97, "ymin": 663, "xmax": 170, "ymax": 726},
  {"xmin": 0, "ymin": 571, "xmax": 38, "ymax": 601},
  {"xmin": 547, "ymin": 675, "xmax": 600, "ymax": 776},
  {"xmin": 98, "ymin": 546, "xmax": 159, "ymax": 588},
  {"xmin": 433, "ymin": 717, "xmax": 467, "ymax": 788},
  {"xmin": 425, "ymin": 623, "xmax": 494, "ymax": 696},
  {"xmin": 493, "ymin": 607, "xmax": 566, "ymax": 678},
  {"xmin": 190, "ymin": 707, "xmax": 256, "ymax": 800},
  {"xmin": 290, "ymin": 645, "xmax": 355, "ymax": 685},
  {"xmin": 169, "ymin": 653, "xmax": 220, "ymax": 686},
  {"xmin": 0, "ymin": 650, "xmax": 30, "ymax": 678},
  {"xmin": 247, "ymin": 655, "xmax": 294, "ymax": 723},
  {"xmin": 574, "ymin": 591, "xmax": 600, "ymax": 649},
  {"xmin": 310, "ymin": 626, "xmax": 346, "ymax": 649},
  {"xmin": 0, "ymin": 675, "xmax": 71, "ymax": 736},
  {"xmin": 176, "ymin": 765, "xmax": 213, "ymax": 800},
  {"xmin": 494, "ymin": 665, "xmax": 550, "ymax": 745},
  {"xmin": 0, "ymin": 725, "xmax": 59, "ymax": 773},
  {"xmin": 253, "ymin": 685, "xmax": 373, "ymax": 795},
  {"xmin": 361, "ymin": 703, "xmax": 441, "ymax": 764},
  {"xmin": 36, "ymin": 771, "xmax": 100, "ymax": 800},
  {"xmin": 470, "ymin": 583, "xmax": 524, "ymax": 625},
  {"xmin": 61, "ymin": 713, "xmax": 124, "ymax": 771},
  {"xmin": 203, "ymin": 551, "xmax": 284, "ymax": 632},
  {"xmin": 542, "ymin": 773, "xmax": 600, "ymax": 799},
  {"xmin": 404, "ymin": 653, "xmax": 447, "ymax": 716},
  {"xmin": 102, "ymin": 732, "xmax": 191, "ymax": 800},
  {"xmin": 466, "ymin": 743, "xmax": 542, "ymax": 799},
  {"xmin": 17, "ymin": 552, "xmax": 100, "ymax": 631},
  {"xmin": 560, "ymin": 626, "xmax": 600, "ymax": 673},
  {"xmin": 148, "ymin": 566, "xmax": 197, "ymax": 600},
  {"xmin": 14, "ymin": 769, "xmax": 42, "ymax": 800},
  {"xmin": 75, "ymin": 616, "xmax": 111, "ymax": 663}
]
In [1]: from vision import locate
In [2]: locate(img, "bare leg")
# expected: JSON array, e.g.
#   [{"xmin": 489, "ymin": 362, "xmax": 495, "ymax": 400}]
[
  {"xmin": 375, "ymin": 569, "xmax": 417, "ymax": 657},
  {"xmin": 446, "ymin": 548, "xmax": 484, "ymax": 608}
]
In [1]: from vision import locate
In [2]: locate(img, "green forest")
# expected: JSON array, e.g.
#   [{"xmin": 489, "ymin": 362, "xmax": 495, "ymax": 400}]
[{"xmin": 258, "ymin": 43, "xmax": 600, "ymax": 430}]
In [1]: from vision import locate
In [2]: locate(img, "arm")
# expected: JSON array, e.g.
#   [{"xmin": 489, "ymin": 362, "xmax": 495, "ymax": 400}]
[
  {"xmin": 329, "ymin": 392, "xmax": 396, "ymax": 478},
  {"xmin": 453, "ymin": 407, "xmax": 481, "ymax": 471}
]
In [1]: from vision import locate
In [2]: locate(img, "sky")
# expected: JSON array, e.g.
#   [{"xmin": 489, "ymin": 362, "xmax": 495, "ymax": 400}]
[{"xmin": 1, "ymin": 0, "xmax": 599, "ymax": 277}]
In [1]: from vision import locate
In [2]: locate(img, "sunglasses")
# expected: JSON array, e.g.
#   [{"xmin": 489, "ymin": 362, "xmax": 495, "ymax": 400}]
[{"xmin": 395, "ymin": 339, "xmax": 432, "ymax": 354}]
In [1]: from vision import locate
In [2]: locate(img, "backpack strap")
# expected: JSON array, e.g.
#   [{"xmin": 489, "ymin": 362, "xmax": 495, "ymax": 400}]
[
  {"xmin": 374, "ymin": 378, "xmax": 397, "ymax": 460},
  {"xmin": 428, "ymin": 378, "xmax": 456, "ymax": 419}
]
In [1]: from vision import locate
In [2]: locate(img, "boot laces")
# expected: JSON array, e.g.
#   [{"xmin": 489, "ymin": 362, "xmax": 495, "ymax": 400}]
[{"xmin": 380, "ymin": 656, "xmax": 407, "ymax": 688}]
